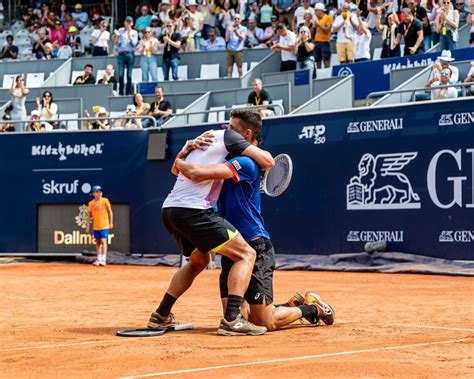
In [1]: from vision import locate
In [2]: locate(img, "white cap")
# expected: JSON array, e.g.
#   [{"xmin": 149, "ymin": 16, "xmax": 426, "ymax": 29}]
[
  {"xmin": 126, "ymin": 104, "xmax": 136, "ymax": 112},
  {"xmin": 439, "ymin": 50, "xmax": 454, "ymax": 62},
  {"xmin": 314, "ymin": 3, "xmax": 326, "ymax": 11},
  {"xmin": 162, "ymin": 0, "xmax": 170, "ymax": 4},
  {"xmin": 97, "ymin": 107, "xmax": 108, "ymax": 115},
  {"xmin": 31, "ymin": 110, "xmax": 40, "ymax": 117},
  {"xmin": 188, "ymin": 0, "xmax": 197, "ymax": 5}
]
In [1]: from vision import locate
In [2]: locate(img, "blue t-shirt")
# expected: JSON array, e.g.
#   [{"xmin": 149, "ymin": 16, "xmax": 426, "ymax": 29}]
[{"xmin": 219, "ymin": 156, "xmax": 270, "ymax": 242}]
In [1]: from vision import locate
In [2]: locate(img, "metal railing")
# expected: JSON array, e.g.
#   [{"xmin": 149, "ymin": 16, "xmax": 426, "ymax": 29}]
[
  {"xmin": 163, "ymin": 103, "xmax": 285, "ymax": 127},
  {"xmin": 3, "ymin": 115, "xmax": 158, "ymax": 132},
  {"xmin": 365, "ymin": 82, "xmax": 473, "ymax": 106}
]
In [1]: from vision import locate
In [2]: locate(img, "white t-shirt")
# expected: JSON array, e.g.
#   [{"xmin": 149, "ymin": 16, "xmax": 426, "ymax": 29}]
[
  {"xmin": 294, "ymin": 6, "xmax": 315, "ymax": 29},
  {"xmin": 355, "ymin": 30, "xmax": 371, "ymax": 60},
  {"xmin": 91, "ymin": 29, "xmax": 110, "ymax": 48},
  {"xmin": 333, "ymin": 13, "xmax": 358, "ymax": 43},
  {"xmin": 162, "ymin": 129, "xmax": 250, "ymax": 209},
  {"xmin": 279, "ymin": 31, "xmax": 297, "ymax": 62},
  {"xmin": 430, "ymin": 81, "xmax": 458, "ymax": 100}
]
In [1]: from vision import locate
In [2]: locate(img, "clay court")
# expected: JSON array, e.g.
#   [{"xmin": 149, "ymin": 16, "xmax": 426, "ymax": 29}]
[{"xmin": 1, "ymin": 262, "xmax": 473, "ymax": 378}]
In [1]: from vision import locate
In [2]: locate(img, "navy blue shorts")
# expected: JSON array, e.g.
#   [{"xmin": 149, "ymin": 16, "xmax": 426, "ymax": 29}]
[
  {"xmin": 314, "ymin": 41, "xmax": 331, "ymax": 62},
  {"xmin": 93, "ymin": 229, "xmax": 109, "ymax": 239}
]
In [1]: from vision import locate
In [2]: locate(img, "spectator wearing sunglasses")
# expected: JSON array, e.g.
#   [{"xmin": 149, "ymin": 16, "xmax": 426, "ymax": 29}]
[
  {"xmin": 139, "ymin": 27, "xmax": 159, "ymax": 82},
  {"xmin": 407, "ymin": 0, "xmax": 431, "ymax": 51},
  {"xmin": 225, "ymin": 14, "xmax": 247, "ymax": 77},
  {"xmin": 425, "ymin": 67, "xmax": 458, "ymax": 100},
  {"xmin": 35, "ymin": 91, "xmax": 58, "ymax": 130},
  {"xmin": 436, "ymin": 0, "xmax": 460, "ymax": 51},
  {"xmin": 455, "ymin": 0, "xmax": 468, "ymax": 22},
  {"xmin": 159, "ymin": 21, "xmax": 182, "ymax": 81}
]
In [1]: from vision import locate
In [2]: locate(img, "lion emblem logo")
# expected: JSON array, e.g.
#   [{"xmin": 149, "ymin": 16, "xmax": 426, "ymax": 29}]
[{"xmin": 347, "ymin": 152, "xmax": 421, "ymax": 210}]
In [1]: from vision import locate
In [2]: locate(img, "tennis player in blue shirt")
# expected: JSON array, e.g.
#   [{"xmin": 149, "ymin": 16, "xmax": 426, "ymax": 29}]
[{"xmin": 175, "ymin": 112, "xmax": 334, "ymax": 332}]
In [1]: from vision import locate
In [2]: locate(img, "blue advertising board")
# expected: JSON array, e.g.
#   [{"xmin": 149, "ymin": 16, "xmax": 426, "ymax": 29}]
[
  {"xmin": 333, "ymin": 47, "xmax": 474, "ymax": 100},
  {"xmin": 0, "ymin": 99, "xmax": 473, "ymax": 260}
]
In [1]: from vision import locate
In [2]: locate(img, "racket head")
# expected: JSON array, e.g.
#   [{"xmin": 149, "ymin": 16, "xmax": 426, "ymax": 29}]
[
  {"xmin": 116, "ymin": 328, "xmax": 167, "ymax": 337},
  {"xmin": 116, "ymin": 323, "xmax": 193, "ymax": 337},
  {"xmin": 263, "ymin": 154, "xmax": 293, "ymax": 197}
]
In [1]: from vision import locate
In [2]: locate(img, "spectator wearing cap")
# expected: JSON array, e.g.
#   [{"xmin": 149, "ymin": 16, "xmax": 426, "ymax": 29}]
[
  {"xmin": 71, "ymin": 3, "xmax": 89, "ymax": 30},
  {"xmin": 119, "ymin": 104, "xmax": 142, "ymax": 129},
  {"xmin": 0, "ymin": 35, "xmax": 18, "ymax": 60},
  {"xmin": 74, "ymin": 64, "xmax": 96, "ymax": 85},
  {"xmin": 225, "ymin": 14, "xmax": 248, "ymax": 77},
  {"xmin": 136, "ymin": 5, "xmax": 152, "ymax": 33},
  {"xmin": 113, "ymin": 16, "xmax": 139, "ymax": 96},
  {"xmin": 50, "ymin": 20, "xmax": 67, "ymax": 48},
  {"xmin": 158, "ymin": 0, "xmax": 171, "ymax": 25},
  {"xmin": 272, "ymin": 23, "xmax": 297, "ymax": 71},
  {"xmin": 246, "ymin": 17, "xmax": 266, "ymax": 48},
  {"xmin": 28, "ymin": 110, "xmax": 46, "ymax": 132},
  {"xmin": 376, "ymin": 11, "xmax": 401, "ymax": 59},
  {"xmin": 425, "ymin": 67, "xmax": 458, "ymax": 100},
  {"xmin": 313, "ymin": 3, "xmax": 332, "ymax": 69},
  {"xmin": 1, "ymin": 114, "xmax": 15, "ymax": 132},
  {"xmin": 160, "ymin": 20, "xmax": 182, "ymax": 80},
  {"xmin": 85, "ymin": 107, "xmax": 110, "ymax": 130},
  {"xmin": 293, "ymin": 0, "xmax": 315, "ymax": 31},
  {"xmin": 273, "ymin": 0, "xmax": 298, "ymax": 29},
  {"xmin": 150, "ymin": 15, "xmax": 163, "ymax": 39},
  {"xmin": 332, "ymin": 2, "xmax": 358, "ymax": 64},
  {"xmin": 416, "ymin": 50, "xmax": 458, "ymax": 101},
  {"xmin": 436, "ymin": 0, "xmax": 459, "ymax": 51},
  {"xmin": 188, "ymin": 0, "xmax": 204, "ymax": 50},
  {"xmin": 201, "ymin": 27, "xmax": 226, "ymax": 51},
  {"xmin": 265, "ymin": 15, "xmax": 279, "ymax": 47},
  {"xmin": 296, "ymin": 26, "xmax": 315, "ymax": 75},
  {"xmin": 66, "ymin": 26, "xmax": 82, "ymax": 57},
  {"xmin": 393, "ymin": 8, "xmax": 424, "ymax": 56},
  {"xmin": 139, "ymin": 27, "xmax": 159, "ymax": 82},
  {"xmin": 180, "ymin": 14, "xmax": 197, "ymax": 52},
  {"xmin": 91, "ymin": 20, "xmax": 110, "ymax": 56}
]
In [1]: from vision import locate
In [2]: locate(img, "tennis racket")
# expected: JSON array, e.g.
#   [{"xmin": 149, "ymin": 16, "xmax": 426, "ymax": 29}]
[
  {"xmin": 261, "ymin": 154, "xmax": 293, "ymax": 197},
  {"xmin": 116, "ymin": 323, "xmax": 194, "ymax": 337}
]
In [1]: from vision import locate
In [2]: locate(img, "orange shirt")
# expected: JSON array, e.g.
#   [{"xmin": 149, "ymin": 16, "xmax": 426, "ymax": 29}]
[
  {"xmin": 315, "ymin": 14, "xmax": 333, "ymax": 43},
  {"xmin": 88, "ymin": 197, "xmax": 112, "ymax": 231}
]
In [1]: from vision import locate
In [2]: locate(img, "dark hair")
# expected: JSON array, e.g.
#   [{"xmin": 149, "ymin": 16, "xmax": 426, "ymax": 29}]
[
  {"xmin": 6, "ymin": 35, "xmax": 13, "ymax": 41},
  {"xmin": 275, "ymin": 23, "xmax": 286, "ymax": 31},
  {"xmin": 41, "ymin": 91, "xmax": 54, "ymax": 107},
  {"xmin": 230, "ymin": 109, "xmax": 262, "ymax": 143},
  {"xmin": 84, "ymin": 64, "xmax": 93, "ymax": 70},
  {"xmin": 132, "ymin": 93, "xmax": 140, "ymax": 106}
]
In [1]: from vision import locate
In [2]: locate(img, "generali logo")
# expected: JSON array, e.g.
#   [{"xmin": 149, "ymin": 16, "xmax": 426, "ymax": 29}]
[
  {"xmin": 439, "ymin": 112, "xmax": 474, "ymax": 126},
  {"xmin": 347, "ymin": 118, "xmax": 403, "ymax": 134},
  {"xmin": 347, "ymin": 230, "xmax": 404, "ymax": 242}
]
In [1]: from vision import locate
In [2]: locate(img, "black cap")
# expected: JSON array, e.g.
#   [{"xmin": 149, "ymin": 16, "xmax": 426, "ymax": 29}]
[{"xmin": 3, "ymin": 114, "xmax": 11, "ymax": 120}]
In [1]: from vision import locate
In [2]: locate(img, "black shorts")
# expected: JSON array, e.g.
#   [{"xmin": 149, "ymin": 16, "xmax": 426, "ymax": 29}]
[
  {"xmin": 162, "ymin": 207, "xmax": 238, "ymax": 257},
  {"xmin": 314, "ymin": 41, "xmax": 331, "ymax": 62},
  {"xmin": 219, "ymin": 237, "xmax": 275, "ymax": 305}
]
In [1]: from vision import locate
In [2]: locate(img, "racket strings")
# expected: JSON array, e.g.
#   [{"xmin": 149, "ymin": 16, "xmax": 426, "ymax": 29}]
[{"xmin": 267, "ymin": 158, "xmax": 290, "ymax": 195}]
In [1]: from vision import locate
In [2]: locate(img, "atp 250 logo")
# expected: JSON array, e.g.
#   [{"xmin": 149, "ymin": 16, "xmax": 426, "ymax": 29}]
[
  {"xmin": 347, "ymin": 149, "xmax": 474, "ymax": 210},
  {"xmin": 298, "ymin": 125, "xmax": 326, "ymax": 145}
]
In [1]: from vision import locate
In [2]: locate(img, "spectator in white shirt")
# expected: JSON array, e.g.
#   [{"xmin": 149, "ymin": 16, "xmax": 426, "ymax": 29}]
[
  {"xmin": 272, "ymin": 23, "xmax": 297, "ymax": 71},
  {"xmin": 293, "ymin": 0, "xmax": 315, "ymax": 31},
  {"xmin": 332, "ymin": 2, "xmax": 358, "ymax": 64},
  {"xmin": 426, "ymin": 67, "xmax": 458, "ymax": 100},
  {"xmin": 354, "ymin": 13, "xmax": 371, "ymax": 62},
  {"xmin": 91, "ymin": 21, "xmax": 110, "ymax": 56}
]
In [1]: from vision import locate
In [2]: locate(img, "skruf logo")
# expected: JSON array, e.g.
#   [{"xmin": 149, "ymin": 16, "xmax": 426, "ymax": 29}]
[
  {"xmin": 298, "ymin": 125, "xmax": 326, "ymax": 145},
  {"xmin": 347, "ymin": 152, "xmax": 421, "ymax": 210},
  {"xmin": 42, "ymin": 180, "xmax": 91, "ymax": 195},
  {"xmin": 439, "ymin": 230, "xmax": 474, "ymax": 243},
  {"xmin": 337, "ymin": 67, "xmax": 353, "ymax": 77},
  {"xmin": 347, "ymin": 230, "xmax": 404, "ymax": 242}
]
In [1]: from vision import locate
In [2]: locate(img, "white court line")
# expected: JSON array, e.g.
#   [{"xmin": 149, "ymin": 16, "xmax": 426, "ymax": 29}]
[
  {"xmin": 121, "ymin": 338, "xmax": 470, "ymax": 378},
  {"xmin": 0, "ymin": 339, "xmax": 137, "ymax": 353},
  {"xmin": 392, "ymin": 324, "xmax": 474, "ymax": 333}
]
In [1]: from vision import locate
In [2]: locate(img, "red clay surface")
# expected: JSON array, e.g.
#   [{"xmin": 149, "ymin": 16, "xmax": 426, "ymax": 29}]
[{"xmin": 1, "ymin": 262, "xmax": 473, "ymax": 378}]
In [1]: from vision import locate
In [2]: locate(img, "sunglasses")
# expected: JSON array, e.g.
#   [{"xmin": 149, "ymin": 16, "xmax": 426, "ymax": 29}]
[
  {"xmin": 145, "ymin": 30, "xmax": 152, "ymax": 33},
  {"xmin": 166, "ymin": 24, "xmax": 173, "ymax": 27},
  {"xmin": 456, "ymin": 2, "xmax": 463, "ymax": 4},
  {"xmin": 440, "ymin": 71, "xmax": 450, "ymax": 76},
  {"xmin": 43, "ymin": 94, "xmax": 51, "ymax": 97}
]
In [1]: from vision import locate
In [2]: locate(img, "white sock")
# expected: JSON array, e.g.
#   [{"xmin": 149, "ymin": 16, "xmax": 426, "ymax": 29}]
[{"xmin": 101, "ymin": 254, "xmax": 107, "ymax": 263}]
